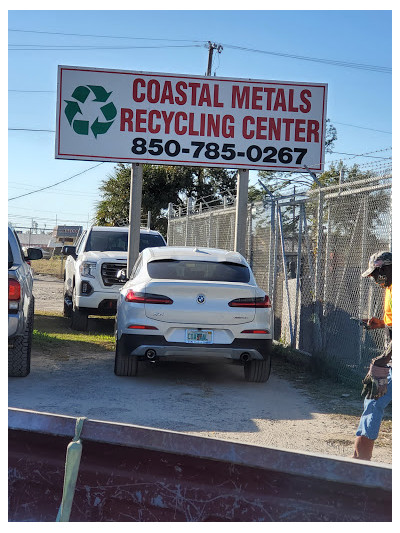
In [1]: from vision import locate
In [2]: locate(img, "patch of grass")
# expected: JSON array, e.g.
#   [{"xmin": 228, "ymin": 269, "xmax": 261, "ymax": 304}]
[
  {"xmin": 33, "ymin": 312, "xmax": 115, "ymax": 353},
  {"xmin": 32, "ymin": 257, "xmax": 65, "ymax": 279}
]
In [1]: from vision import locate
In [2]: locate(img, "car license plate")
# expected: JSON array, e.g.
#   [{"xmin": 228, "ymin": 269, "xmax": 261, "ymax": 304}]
[{"xmin": 185, "ymin": 329, "xmax": 213, "ymax": 344}]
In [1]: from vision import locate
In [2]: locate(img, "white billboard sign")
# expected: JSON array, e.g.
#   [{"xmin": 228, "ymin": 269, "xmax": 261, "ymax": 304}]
[{"xmin": 56, "ymin": 65, "xmax": 327, "ymax": 172}]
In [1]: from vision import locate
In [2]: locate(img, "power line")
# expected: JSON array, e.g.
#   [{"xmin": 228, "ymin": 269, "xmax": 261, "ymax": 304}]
[
  {"xmin": 8, "ymin": 213, "xmax": 90, "ymax": 224},
  {"xmin": 9, "ymin": 44, "xmax": 203, "ymax": 51},
  {"xmin": 9, "ymin": 128, "xmax": 55, "ymax": 132},
  {"xmin": 8, "ymin": 28, "xmax": 207, "ymax": 43},
  {"xmin": 9, "ymin": 89, "xmax": 55, "ymax": 93},
  {"xmin": 8, "ymin": 28, "xmax": 390, "ymax": 74},
  {"xmin": 8, "ymin": 163, "xmax": 104, "ymax": 201},
  {"xmin": 332, "ymin": 121, "xmax": 391, "ymax": 134},
  {"xmin": 330, "ymin": 151, "xmax": 391, "ymax": 159},
  {"xmin": 8, "ymin": 185, "xmax": 99, "ymax": 199},
  {"xmin": 222, "ymin": 43, "xmax": 391, "ymax": 73}
]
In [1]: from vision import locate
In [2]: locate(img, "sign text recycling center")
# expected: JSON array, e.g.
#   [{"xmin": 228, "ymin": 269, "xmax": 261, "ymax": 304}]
[{"xmin": 56, "ymin": 65, "xmax": 327, "ymax": 172}]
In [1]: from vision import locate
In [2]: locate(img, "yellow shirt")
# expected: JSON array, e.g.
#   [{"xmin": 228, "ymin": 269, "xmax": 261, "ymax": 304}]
[{"xmin": 384, "ymin": 285, "xmax": 392, "ymax": 327}]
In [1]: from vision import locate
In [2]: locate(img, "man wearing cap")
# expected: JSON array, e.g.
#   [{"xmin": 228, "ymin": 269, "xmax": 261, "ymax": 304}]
[{"xmin": 353, "ymin": 251, "xmax": 392, "ymax": 461}]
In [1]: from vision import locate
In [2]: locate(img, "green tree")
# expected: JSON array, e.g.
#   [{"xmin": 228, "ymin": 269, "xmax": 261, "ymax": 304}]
[
  {"xmin": 249, "ymin": 118, "xmax": 338, "ymax": 202},
  {"xmin": 95, "ymin": 164, "xmax": 237, "ymax": 235}
]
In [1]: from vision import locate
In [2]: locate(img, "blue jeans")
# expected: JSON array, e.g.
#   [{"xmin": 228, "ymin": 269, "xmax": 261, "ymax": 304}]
[{"xmin": 356, "ymin": 368, "xmax": 392, "ymax": 440}]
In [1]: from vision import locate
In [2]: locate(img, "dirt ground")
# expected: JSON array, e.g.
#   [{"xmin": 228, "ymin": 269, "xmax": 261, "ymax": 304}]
[{"xmin": 8, "ymin": 273, "xmax": 392, "ymax": 465}]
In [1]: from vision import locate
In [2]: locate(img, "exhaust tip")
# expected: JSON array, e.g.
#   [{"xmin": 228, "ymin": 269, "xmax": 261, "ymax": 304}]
[
  {"xmin": 240, "ymin": 352, "xmax": 250, "ymax": 362},
  {"xmin": 146, "ymin": 349, "xmax": 157, "ymax": 360}
]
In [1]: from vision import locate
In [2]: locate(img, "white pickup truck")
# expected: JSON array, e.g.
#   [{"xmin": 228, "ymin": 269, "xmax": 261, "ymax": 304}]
[{"xmin": 62, "ymin": 226, "xmax": 166, "ymax": 330}]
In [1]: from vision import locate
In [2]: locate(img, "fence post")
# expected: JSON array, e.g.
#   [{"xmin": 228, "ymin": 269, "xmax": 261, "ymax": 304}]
[
  {"xmin": 278, "ymin": 204, "xmax": 294, "ymax": 346},
  {"xmin": 268, "ymin": 200, "xmax": 276, "ymax": 299},
  {"xmin": 314, "ymin": 190, "xmax": 324, "ymax": 303},
  {"xmin": 293, "ymin": 202, "xmax": 303, "ymax": 348},
  {"xmin": 185, "ymin": 198, "xmax": 190, "ymax": 246},
  {"xmin": 167, "ymin": 203, "xmax": 173, "ymax": 245},
  {"xmin": 272, "ymin": 201, "xmax": 279, "ymax": 309},
  {"xmin": 313, "ymin": 190, "xmax": 324, "ymax": 352},
  {"xmin": 322, "ymin": 203, "xmax": 331, "ymax": 318},
  {"xmin": 359, "ymin": 196, "xmax": 369, "ymax": 363},
  {"xmin": 247, "ymin": 203, "xmax": 254, "ymax": 267},
  {"xmin": 207, "ymin": 209, "xmax": 212, "ymax": 247}
]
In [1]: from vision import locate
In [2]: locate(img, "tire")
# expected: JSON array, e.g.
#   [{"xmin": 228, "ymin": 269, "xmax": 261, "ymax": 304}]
[
  {"xmin": 244, "ymin": 356, "xmax": 271, "ymax": 383},
  {"xmin": 8, "ymin": 298, "xmax": 34, "ymax": 377},
  {"xmin": 114, "ymin": 339, "xmax": 138, "ymax": 377},
  {"xmin": 70, "ymin": 287, "xmax": 88, "ymax": 331}
]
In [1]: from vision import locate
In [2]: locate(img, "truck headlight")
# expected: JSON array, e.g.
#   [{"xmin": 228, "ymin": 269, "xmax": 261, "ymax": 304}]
[{"xmin": 80, "ymin": 261, "xmax": 97, "ymax": 278}]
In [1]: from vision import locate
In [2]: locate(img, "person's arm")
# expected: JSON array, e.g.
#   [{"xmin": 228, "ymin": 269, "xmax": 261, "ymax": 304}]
[
  {"xmin": 362, "ymin": 317, "xmax": 386, "ymax": 329},
  {"xmin": 372, "ymin": 340, "xmax": 392, "ymax": 367}
]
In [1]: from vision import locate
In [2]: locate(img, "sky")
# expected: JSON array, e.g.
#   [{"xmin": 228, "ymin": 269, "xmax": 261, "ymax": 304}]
[{"xmin": 7, "ymin": 5, "xmax": 393, "ymax": 233}]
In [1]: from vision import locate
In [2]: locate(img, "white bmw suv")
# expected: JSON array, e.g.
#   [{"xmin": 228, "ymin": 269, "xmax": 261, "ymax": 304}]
[{"xmin": 115, "ymin": 246, "xmax": 273, "ymax": 382}]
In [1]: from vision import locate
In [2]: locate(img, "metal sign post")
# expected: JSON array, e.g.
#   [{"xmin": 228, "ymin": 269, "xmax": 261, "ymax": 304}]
[
  {"xmin": 234, "ymin": 169, "xmax": 249, "ymax": 255},
  {"xmin": 127, "ymin": 163, "xmax": 143, "ymax": 276}
]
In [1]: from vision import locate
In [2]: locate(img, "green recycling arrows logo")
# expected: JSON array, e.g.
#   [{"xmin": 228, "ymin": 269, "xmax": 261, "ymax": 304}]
[{"xmin": 64, "ymin": 85, "xmax": 117, "ymax": 138}]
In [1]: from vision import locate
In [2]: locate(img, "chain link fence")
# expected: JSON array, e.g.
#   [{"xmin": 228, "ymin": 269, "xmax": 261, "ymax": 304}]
[{"xmin": 167, "ymin": 175, "xmax": 392, "ymax": 383}]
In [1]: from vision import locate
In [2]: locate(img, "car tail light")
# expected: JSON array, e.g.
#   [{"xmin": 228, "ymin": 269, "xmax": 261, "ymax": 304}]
[
  {"xmin": 9, "ymin": 279, "xmax": 21, "ymax": 301},
  {"xmin": 125, "ymin": 290, "xmax": 173, "ymax": 305},
  {"xmin": 9, "ymin": 279, "xmax": 21, "ymax": 311},
  {"xmin": 241, "ymin": 329, "xmax": 269, "ymax": 334},
  {"xmin": 229, "ymin": 295, "xmax": 271, "ymax": 308},
  {"xmin": 128, "ymin": 325, "xmax": 159, "ymax": 330}
]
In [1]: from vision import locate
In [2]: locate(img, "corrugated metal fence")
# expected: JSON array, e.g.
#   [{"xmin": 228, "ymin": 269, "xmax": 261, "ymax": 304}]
[{"xmin": 167, "ymin": 175, "xmax": 392, "ymax": 382}]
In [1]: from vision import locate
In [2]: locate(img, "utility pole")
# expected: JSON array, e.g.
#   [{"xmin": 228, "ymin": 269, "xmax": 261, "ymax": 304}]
[{"xmin": 206, "ymin": 41, "xmax": 223, "ymax": 76}]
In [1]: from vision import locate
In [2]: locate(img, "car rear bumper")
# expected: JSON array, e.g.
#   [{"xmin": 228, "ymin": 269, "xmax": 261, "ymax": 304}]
[
  {"xmin": 119, "ymin": 334, "xmax": 272, "ymax": 362},
  {"xmin": 8, "ymin": 313, "xmax": 24, "ymax": 338}
]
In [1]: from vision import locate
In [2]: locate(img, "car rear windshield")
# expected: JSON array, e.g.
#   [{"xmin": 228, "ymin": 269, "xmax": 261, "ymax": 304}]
[
  {"xmin": 84, "ymin": 231, "xmax": 165, "ymax": 252},
  {"xmin": 147, "ymin": 260, "xmax": 250, "ymax": 283}
]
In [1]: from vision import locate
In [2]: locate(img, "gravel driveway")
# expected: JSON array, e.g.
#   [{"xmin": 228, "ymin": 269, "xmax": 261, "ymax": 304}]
[{"xmin": 8, "ymin": 274, "xmax": 392, "ymax": 464}]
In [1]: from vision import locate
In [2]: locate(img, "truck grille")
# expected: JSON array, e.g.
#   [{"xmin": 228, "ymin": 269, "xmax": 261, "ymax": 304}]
[{"xmin": 101, "ymin": 263, "xmax": 127, "ymax": 286}]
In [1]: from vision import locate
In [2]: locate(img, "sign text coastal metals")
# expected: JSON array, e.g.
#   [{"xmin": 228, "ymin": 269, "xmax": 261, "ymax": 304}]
[{"xmin": 56, "ymin": 66, "xmax": 327, "ymax": 171}]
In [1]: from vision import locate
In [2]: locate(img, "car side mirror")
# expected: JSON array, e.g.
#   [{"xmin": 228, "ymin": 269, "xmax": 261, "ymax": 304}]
[
  {"xmin": 26, "ymin": 248, "xmax": 43, "ymax": 261},
  {"xmin": 62, "ymin": 245, "xmax": 77, "ymax": 259}
]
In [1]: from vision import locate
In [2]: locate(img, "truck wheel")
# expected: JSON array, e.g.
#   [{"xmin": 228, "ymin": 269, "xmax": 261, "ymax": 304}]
[
  {"xmin": 244, "ymin": 356, "xmax": 271, "ymax": 383},
  {"xmin": 8, "ymin": 299, "xmax": 34, "ymax": 377},
  {"xmin": 114, "ymin": 339, "xmax": 138, "ymax": 377},
  {"xmin": 70, "ymin": 288, "xmax": 88, "ymax": 331}
]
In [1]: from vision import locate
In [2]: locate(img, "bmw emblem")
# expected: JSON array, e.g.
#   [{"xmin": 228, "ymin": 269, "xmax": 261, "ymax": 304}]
[{"xmin": 197, "ymin": 294, "xmax": 206, "ymax": 304}]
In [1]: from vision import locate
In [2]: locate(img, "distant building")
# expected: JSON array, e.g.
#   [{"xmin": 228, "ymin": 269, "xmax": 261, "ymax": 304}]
[
  {"xmin": 48, "ymin": 225, "xmax": 83, "ymax": 250},
  {"xmin": 17, "ymin": 233, "xmax": 53, "ymax": 248},
  {"xmin": 17, "ymin": 225, "xmax": 83, "ymax": 256}
]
